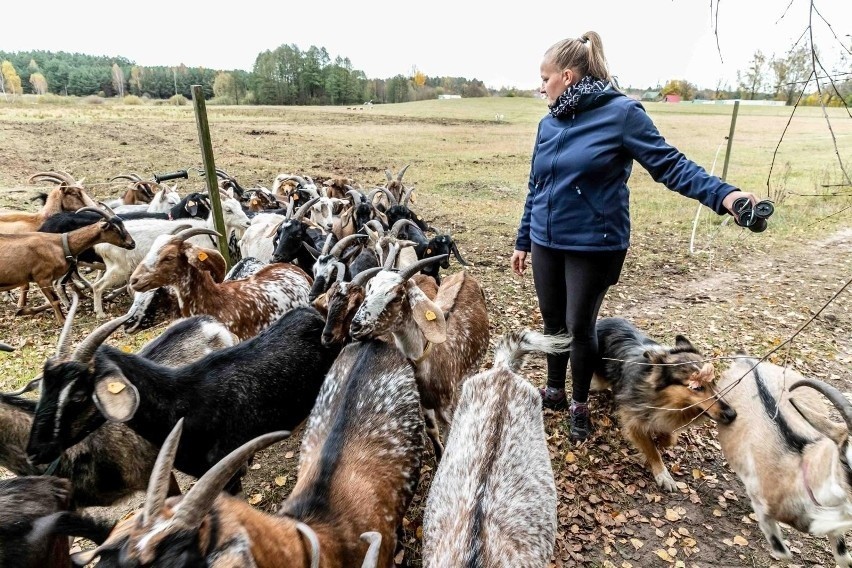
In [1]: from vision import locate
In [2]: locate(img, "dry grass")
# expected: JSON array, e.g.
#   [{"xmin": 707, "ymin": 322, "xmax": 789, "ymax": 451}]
[{"xmin": 0, "ymin": 97, "xmax": 850, "ymax": 566}]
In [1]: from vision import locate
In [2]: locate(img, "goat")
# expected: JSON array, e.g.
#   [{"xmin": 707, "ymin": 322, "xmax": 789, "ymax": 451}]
[
  {"xmin": 716, "ymin": 357, "xmax": 852, "ymax": 566},
  {"xmin": 112, "ymin": 191, "xmax": 211, "ymax": 221},
  {"xmin": 27, "ymin": 305, "xmax": 342, "ymax": 494},
  {"xmin": 0, "ymin": 296, "xmax": 235, "ymax": 508},
  {"xmin": 419, "ymin": 232, "xmax": 470, "ymax": 285},
  {"xmin": 107, "ymin": 173, "xmax": 157, "ymax": 206},
  {"xmin": 0, "ymin": 207, "xmax": 135, "ymax": 322},
  {"xmin": 112, "ymin": 183, "xmax": 181, "ymax": 215},
  {"xmin": 75, "ymin": 338, "xmax": 424, "ymax": 567},
  {"xmin": 0, "ymin": 475, "xmax": 110, "ymax": 568},
  {"xmin": 422, "ymin": 329, "xmax": 567, "ymax": 567},
  {"xmin": 90, "ymin": 197, "xmax": 250, "ymax": 317},
  {"xmin": 0, "ymin": 171, "xmax": 98, "ymax": 234},
  {"xmin": 122, "ymin": 252, "xmax": 252, "ymax": 334},
  {"xmin": 349, "ymin": 256, "xmax": 490, "ymax": 459},
  {"xmin": 129, "ymin": 227, "xmax": 312, "ymax": 340}
]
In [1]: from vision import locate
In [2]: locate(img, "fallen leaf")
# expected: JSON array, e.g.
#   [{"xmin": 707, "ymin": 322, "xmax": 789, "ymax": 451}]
[
  {"xmin": 565, "ymin": 451, "xmax": 576, "ymax": 463},
  {"xmin": 274, "ymin": 475, "xmax": 287, "ymax": 486},
  {"xmin": 654, "ymin": 549, "xmax": 674, "ymax": 563},
  {"xmin": 630, "ymin": 538, "xmax": 644, "ymax": 550},
  {"xmin": 285, "ymin": 451, "xmax": 295, "ymax": 459},
  {"xmin": 665, "ymin": 509, "xmax": 682, "ymax": 522},
  {"xmin": 248, "ymin": 493, "xmax": 262, "ymax": 505},
  {"xmin": 733, "ymin": 535, "xmax": 748, "ymax": 546}
]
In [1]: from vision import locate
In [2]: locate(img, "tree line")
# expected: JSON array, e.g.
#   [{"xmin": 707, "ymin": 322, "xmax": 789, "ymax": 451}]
[
  {"xmin": 0, "ymin": 45, "xmax": 499, "ymax": 105},
  {"xmin": 653, "ymin": 46, "xmax": 852, "ymax": 106}
]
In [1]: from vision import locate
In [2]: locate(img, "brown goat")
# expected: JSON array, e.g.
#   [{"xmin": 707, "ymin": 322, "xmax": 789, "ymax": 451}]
[
  {"xmin": 76, "ymin": 339, "xmax": 424, "ymax": 567},
  {"xmin": 0, "ymin": 208, "xmax": 135, "ymax": 322},
  {"xmin": 129, "ymin": 227, "xmax": 312, "ymax": 340},
  {"xmin": 0, "ymin": 171, "xmax": 98, "ymax": 234},
  {"xmin": 110, "ymin": 173, "xmax": 156, "ymax": 205}
]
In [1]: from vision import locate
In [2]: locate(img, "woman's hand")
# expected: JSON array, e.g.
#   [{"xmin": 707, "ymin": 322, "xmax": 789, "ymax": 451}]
[
  {"xmin": 511, "ymin": 249, "xmax": 528, "ymax": 276},
  {"xmin": 722, "ymin": 190, "xmax": 759, "ymax": 219}
]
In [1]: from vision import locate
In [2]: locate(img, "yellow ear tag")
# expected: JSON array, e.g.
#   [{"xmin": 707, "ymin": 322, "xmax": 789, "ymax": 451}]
[
  {"xmin": 107, "ymin": 382, "xmax": 125, "ymax": 394},
  {"xmin": 198, "ymin": 251, "xmax": 208, "ymax": 262},
  {"xmin": 425, "ymin": 310, "xmax": 437, "ymax": 321}
]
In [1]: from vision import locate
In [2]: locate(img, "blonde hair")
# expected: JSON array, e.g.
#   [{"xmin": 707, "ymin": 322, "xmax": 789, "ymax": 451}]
[{"xmin": 544, "ymin": 31, "xmax": 612, "ymax": 84}]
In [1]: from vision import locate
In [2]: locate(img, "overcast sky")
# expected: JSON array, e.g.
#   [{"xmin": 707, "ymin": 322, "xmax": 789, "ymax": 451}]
[{"xmin": 3, "ymin": 0, "xmax": 850, "ymax": 91}]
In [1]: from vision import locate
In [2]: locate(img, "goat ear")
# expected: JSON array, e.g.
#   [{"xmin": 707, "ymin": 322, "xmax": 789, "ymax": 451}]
[
  {"xmin": 186, "ymin": 247, "xmax": 213, "ymax": 271},
  {"xmin": 406, "ymin": 281, "xmax": 446, "ymax": 343},
  {"xmin": 674, "ymin": 335, "xmax": 695, "ymax": 351},
  {"xmin": 93, "ymin": 374, "xmax": 139, "ymax": 423},
  {"xmin": 643, "ymin": 348, "xmax": 665, "ymax": 364}
]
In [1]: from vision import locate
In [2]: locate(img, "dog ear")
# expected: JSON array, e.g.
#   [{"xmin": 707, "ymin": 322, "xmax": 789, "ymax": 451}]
[
  {"xmin": 674, "ymin": 335, "xmax": 696, "ymax": 351},
  {"xmin": 643, "ymin": 349, "xmax": 666, "ymax": 364}
]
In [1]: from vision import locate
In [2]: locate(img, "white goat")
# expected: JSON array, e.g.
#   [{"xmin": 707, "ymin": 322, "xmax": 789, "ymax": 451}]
[
  {"xmin": 717, "ymin": 357, "xmax": 852, "ymax": 566},
  {"xmin": 422, "ymin": 329, "xmax": 566, "ymax": 567}
]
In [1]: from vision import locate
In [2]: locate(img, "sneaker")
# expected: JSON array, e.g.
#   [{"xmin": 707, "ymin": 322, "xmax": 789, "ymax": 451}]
[
  {"xmin": 569, "ymin": 402, "xmax": 592, "ymax": 441},
  {"xmin": 539, "ymin": 386, "xmax": 568, "ymax": 410}
]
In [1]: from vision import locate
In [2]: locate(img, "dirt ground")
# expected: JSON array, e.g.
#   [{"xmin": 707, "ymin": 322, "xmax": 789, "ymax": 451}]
[{"xmin": 0, "ymin": 106, "xmax": 850, "ymax": 567}]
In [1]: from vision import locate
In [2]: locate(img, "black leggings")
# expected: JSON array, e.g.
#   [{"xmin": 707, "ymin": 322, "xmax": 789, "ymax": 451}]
[{"xmin": 531, "ymin": 244, "xmax": 627, "ymax": 403}]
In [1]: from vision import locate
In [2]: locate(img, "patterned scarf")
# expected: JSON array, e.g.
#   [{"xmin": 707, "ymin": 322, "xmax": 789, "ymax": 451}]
[{"xmin": 548, "ymin": 75, "xmax": 608, "ymax": 119}]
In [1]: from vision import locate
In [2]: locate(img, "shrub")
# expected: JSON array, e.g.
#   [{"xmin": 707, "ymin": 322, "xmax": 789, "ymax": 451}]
[
  {"xmin": 122, "ymin": 95, "xmax": 143, "ymax": 105},
  {"xmin": 168, "ymin": 94, "xmax": 188, "ymax": 106},
  {"xmin": 36, "ymin": 93, "xmax": 74, "ymax": 105},
  {"xmin": 82, "ymin": 95, "xmax": 105, "ymax": 105},
  {"xmin": 207, "ymin": 96, "xmax": 235, "ymax": 105}
]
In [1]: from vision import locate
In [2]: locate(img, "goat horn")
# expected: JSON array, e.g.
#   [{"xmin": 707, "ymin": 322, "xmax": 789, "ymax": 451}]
[
  {"xmin": 384, "ymin": 169, "xmax": 393, "ymax": 182},
  {"xmin": 351, "ymin": 267, "xmax": 382, "ymax": 288},
  {"xmin": 790, "ymin": 379, "xmax": 852, "ymax": 432},
  {"xmin": 55, "ymin": 171, "xmax": 81, "ymax": 185},
  {"xmin": 345, "ymin": 187, "xmax": 365, "ymax": 205},
  {"xmin": 170, "ymin": 431, "xmax": 290, "ymax": 530},
  {"xmin": 383, "ymin": 242, "xmax": 400, "ymax": 270},
  {"xmin": 320, "ymin": 233, "xmax": 336, "ymax": 256},
  {"xmin": 2, "ymin": 376, "xmax": 42, "ymax": 398},
  {"xmin": 75, "ymin": 207, "xmax": 112, "ymax": 221},
  {"xmin": 368, "ymin": 187, "xmax": 396, "ymax": 207},
  {"xmin": 451, "ymin": 241, "xmax": 470, "ymax": 266},
  {"xmin": 396, "ymin": 164, "xmax": 410, "ymax": 181},
  {"xmin": 72, "ymin": 314, "xmax": 133, "ymax": 364},
  {"xmin": 27, "ymin": 172, "xmax": 68, "ymax": 185},
  {"xmin": 294, "ymin": 197, "xmax": 321, "ymax": 222},
  {"xmin": 175, "ymin": 228, "xmax": 221, "ymax": 242},
  {"xmin": 296, "ymin": 522, "xmax": 321, "ymax": 568},
  {"xmin": 360, "ymin": 532, "xmax": 383, "ymax": 568},
  {"xmin": 109, "ymin": 174, "xmax": 143, "ymax": 182},
  {"xmin": 142, "ymin": 418, "xmax": 185, "ymax": 526},
  {"xmin": 332, "ymin": 261, "xmax": 347, "ymax": 284},
  {"xmin": 330, "ymin": 233, "xmax": 368, "ymax": 258},
  {"xmin": 56, "ymin": 291, "xmax": 80, "ymax": 359},
  {"xmin": 390, "ymin": 219, "xmax": 419, "ymax": 239},
  {"xmin": 401, "ymin": 186, "xmax": 415, "ymax": 207},
  {"xmin": 100, "ymin": 201, "xmax": 119, "ymax": 216},
  {"xmin": 0, "ymin": 342, "xmax": 13, "ymax": 352},
  {"xmin": 398, "ymin": 254, "xmax": 448, "ymax": 282},
  {"xmin": 363, "ymin": 220, "xmax": 385, "ymax": 237}
]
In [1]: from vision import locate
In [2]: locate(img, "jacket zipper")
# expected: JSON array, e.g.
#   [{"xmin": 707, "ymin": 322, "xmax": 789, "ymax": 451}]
[{"xmin": 548, "ymin": 128, "xmax": 570, "ymax": 243}]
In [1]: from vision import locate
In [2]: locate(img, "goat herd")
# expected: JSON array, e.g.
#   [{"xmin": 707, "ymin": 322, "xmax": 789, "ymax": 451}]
[{"xmin": 1, "ymin": 168, "xmax": 851, "ymax": 567}]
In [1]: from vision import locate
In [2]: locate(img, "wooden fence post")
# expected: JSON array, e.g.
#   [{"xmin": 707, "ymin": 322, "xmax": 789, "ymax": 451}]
[
  {"xmin": 190, "ymin": 84, "xmax": 231, "ymax": 268},
  {"xmin": 721, "ymin": 100, "xmax": 740, "ymax": 182}
]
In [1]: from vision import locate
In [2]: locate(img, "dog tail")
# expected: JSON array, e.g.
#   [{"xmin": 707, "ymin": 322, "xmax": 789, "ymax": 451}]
[{"xmin": 493, "ymin": 329, "xmax": 572, "ymax": 373}]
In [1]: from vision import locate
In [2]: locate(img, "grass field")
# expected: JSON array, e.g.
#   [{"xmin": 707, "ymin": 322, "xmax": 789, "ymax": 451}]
[{"xmin": 0, "ymin": 95, "xmax": 850, "ymax": 567}]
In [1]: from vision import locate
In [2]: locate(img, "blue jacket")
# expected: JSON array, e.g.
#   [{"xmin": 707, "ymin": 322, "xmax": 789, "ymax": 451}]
[{"xmin": 515, "ymin": 87, "xmax": 738, "ymax": 252}]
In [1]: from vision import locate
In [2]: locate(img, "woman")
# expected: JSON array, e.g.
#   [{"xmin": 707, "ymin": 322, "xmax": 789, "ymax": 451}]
[{"xmin": 510, "ymin": 31, "xmax": 757, "ymax": 441}]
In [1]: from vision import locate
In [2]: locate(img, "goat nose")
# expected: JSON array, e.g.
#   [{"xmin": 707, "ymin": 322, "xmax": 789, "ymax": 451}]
[{"xmin": 722, "ymin": 406, "xmax": 737, "ymax": 423}]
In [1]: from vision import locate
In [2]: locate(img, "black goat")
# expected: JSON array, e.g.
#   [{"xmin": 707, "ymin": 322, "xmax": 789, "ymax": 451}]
[
  {"xmin": 1, "ymin": 307, "xmax": 235, "ymax": 508},
  {"xmin": 419, "ymin": 233, "xmax": 470, "ymax": 284},
  {"xmin": 0, "ymin": 476, "xmax": 111, "ymax": 568},
  {"xmin": 27, "ymin": 305, "xmax": 342, "ymax": 493},
  {"xmin": 37, "ymin": 210, "xmax": 108, "ymax": 266},
  {"xmin": 116, "ymin": 192, "xmax": 211, "ymax": 221}
]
